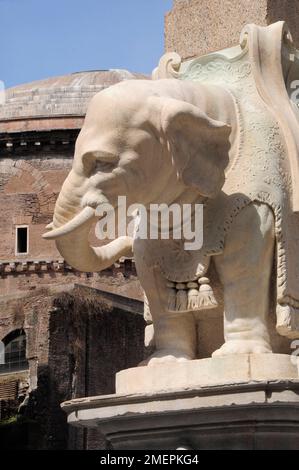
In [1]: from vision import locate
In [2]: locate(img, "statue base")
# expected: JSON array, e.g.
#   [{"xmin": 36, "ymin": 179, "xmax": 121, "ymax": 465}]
[{"xmin": 61, "ymin": 354, "xmax": 299, "ymax": 450}]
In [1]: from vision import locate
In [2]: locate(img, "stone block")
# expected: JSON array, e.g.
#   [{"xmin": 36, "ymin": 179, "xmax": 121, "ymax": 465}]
[
  {"xmin": 165, "ymin": 0, "xmax": 299, "ymax": 59},
  {"xmin": 116, "ymin": 354, "xmax": 298, "ymax": 394}
]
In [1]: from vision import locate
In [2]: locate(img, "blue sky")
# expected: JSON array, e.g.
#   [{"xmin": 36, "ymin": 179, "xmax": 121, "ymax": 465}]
[{"xmin": 0, "ymin": 0, "xmax": 173, "ymax": 88}]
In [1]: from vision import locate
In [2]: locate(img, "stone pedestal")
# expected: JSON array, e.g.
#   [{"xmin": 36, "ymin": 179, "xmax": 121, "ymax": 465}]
[{"xmin": 62, "ymin": 354, "xmax": 299, "ymax": 450}]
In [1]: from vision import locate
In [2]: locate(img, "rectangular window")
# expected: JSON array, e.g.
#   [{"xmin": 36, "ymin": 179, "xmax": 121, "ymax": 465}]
[{"xmin": 15, "ymin": 226, "xmax": 29, "ymax": 255}]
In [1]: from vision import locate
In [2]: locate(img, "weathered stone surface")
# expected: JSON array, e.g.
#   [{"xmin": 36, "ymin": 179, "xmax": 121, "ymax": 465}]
[
  {"xmin": 49, "ymin": 21, "xmax": 299, "ymax": 384},
  {"xmin": 116, "ymin": 354, "xmax": 299, "ymax": 394},
  {"xmin": 165, "ymin": 0, "xmax": 299, "ymax": 60}
]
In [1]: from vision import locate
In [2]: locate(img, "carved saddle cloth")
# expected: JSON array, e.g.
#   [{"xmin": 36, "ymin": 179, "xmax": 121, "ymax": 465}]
[
  {"xmin": 178, "ymin": 22, "xmax": 299, "ymax": 338},
  {"xmin": 147, "ymin": 22, "xmax": 299, "ymax": 338}
]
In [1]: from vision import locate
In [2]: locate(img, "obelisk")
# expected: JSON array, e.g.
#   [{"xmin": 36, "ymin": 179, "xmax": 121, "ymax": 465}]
[{"xmin": 165, "ymin": 0, "xmax": 299, "ymax": 59}]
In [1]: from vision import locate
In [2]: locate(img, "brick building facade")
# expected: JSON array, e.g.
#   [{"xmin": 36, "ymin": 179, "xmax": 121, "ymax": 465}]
[{"xmin": 0, "ymin": 70, "xmax": 146, "ymax": 449}]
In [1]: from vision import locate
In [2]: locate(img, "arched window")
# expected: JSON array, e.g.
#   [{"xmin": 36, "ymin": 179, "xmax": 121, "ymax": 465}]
[{"xmin": 0, "ymin": 329, "xmax": 29, "ymax": 374}]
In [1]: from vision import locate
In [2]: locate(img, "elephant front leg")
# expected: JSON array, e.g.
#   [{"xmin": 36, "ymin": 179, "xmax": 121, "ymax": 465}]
[
  {"xmin": 140, "ymin": 268, "xmax": 197, "ymax": 366},
  {"xmin": 140, "ymin": 311, "xmax": 197, "ymax": 365},
  {"xmin": 213, "ymin": 202, "xmax": 275, "ymax": 356},
  {"xmin": 134, "ymin": 245, "xmax": 197, "ymax": 365}
]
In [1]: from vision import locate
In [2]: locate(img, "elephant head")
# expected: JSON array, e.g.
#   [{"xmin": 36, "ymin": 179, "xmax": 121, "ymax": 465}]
[{"xmin": 43, "ymin": 79, "xmax": 231, "ymax": 272}]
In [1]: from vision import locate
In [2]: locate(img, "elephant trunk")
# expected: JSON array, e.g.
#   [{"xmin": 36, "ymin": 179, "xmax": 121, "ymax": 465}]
[{"xmin": 43, "ymin": 171, "xmax": 132, "ymax": 272}]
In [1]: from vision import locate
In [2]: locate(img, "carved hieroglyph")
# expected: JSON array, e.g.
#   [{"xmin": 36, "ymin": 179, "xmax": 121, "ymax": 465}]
[{"xmin": 44, "ymin": 22, "xmax": 299, "ymax": 366}]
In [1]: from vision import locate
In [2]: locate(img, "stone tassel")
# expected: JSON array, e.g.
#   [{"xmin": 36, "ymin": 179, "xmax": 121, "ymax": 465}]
[
  {"xmin": 175, "ymin": 283, "xmax": 188, "ymax": 311},
  {"xmin": 167, "ymin": 281, "xmax": 177, "ymax": 312},
  {"xmin": 187, "ymin": 282, "xmax": 200, "ymax": 310},
  {"xmin": 198, "ymin": 277, "xmax": 218, "ymax": 309}
]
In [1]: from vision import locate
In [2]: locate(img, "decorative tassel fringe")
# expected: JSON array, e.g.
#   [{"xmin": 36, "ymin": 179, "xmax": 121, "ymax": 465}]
[
  {"xmin": 176, "ymin": 284, "xmax": 188, "ymax": 311},
  {"xmin": 187, "ymin": 289, "xmax": 200, "ymax": 310},
  {"xmin": 166, "ymin": 276, "xmax": 218, "ymax": 312},
  {"xmin": 198, "ymin": 284, "xmax": 218, "ymax": 309},
  {"xmin": 167, "ymin": 288, "xmax": 177, "ymax": 311},
  {"xmin": 187, "ymin": 282, "xmax": 200, "ymax": 310}
]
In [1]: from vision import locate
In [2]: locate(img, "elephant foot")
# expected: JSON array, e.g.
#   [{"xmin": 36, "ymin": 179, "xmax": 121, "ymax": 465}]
[
  {"xmin": 212, "ymin": 339, "xmax": 272, "ymax": 357},
  {"xmin": 139, "ymin": 349, "xmax": 193, "ymax": 367}
]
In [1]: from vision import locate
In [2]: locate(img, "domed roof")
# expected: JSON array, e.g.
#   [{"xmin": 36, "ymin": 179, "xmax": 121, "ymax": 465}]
[{"xmin": 0, "ymin": 69, "xmax": 148, "ymax": 133}]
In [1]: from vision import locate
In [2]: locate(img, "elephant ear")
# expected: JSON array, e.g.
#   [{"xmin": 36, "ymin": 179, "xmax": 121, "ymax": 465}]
[{"xmin": 160, "ymin": 98, "xmax": 231, "ymax": 197}]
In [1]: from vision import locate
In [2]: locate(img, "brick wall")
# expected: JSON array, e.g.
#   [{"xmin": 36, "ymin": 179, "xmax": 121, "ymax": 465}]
[{"xmin": 14, "ymin": 286, "xmax": 145, "ymax": 450}]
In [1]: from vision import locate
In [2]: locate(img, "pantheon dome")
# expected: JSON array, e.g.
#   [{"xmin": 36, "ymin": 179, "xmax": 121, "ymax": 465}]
[{"xmin": 0, "ymin": 69, "xmax": 148, "ymax": 134}]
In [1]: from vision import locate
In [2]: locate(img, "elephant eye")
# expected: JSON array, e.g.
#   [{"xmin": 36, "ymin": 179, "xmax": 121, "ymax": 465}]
[
  {"xmin": 94, "ymin": 160, "xmax": 117, "ymax": 173},
  {"xmin": 82, "ymin": 151, "xmax": 118, "ymax": 175},
  {"xmin": 81, "ymin": 152, "xmax": 96, "ymax": 175}
]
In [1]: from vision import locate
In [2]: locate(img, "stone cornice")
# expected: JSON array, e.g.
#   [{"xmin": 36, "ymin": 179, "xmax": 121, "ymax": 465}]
[
  {"xmin": 0, "ymin": 257, "xmax": 136, "ymax": 277},
  {"xmin": 0, "ymin": 116, "xmax": 84, "ymax": 134},
  {"xmin": 0, "ymin": 128, "xmax": 80, "ymax": 156}
]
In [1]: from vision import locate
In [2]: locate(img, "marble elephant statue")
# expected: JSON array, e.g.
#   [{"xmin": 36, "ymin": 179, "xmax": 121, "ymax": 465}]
[{"xmin": 43, "ymin": 77, "xmax": 291, "ymax": 365}]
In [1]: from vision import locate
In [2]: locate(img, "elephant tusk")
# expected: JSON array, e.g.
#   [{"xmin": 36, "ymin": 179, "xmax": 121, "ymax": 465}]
[
  {"xmin": 42, "ymin": 206, "xmax": 95, "ymax": 240},
  {"xmin": 45, "ymin": 222, "xmax": 54, "ymax": 230}
]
